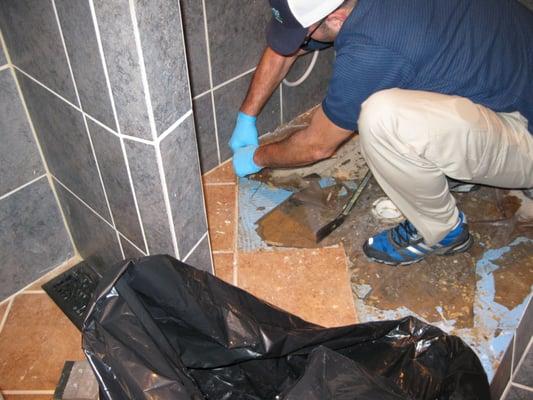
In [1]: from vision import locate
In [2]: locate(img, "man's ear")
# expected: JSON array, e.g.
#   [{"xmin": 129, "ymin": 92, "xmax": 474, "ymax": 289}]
[{"xmin": 325, "ymin": 9, "xmax": 349, "ymax": 30}]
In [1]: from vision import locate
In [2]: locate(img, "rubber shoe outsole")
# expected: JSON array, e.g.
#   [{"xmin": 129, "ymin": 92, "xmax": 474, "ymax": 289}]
[{"xmin": 363, "ymin": 234, "xmax": 474, "ymax": 266}]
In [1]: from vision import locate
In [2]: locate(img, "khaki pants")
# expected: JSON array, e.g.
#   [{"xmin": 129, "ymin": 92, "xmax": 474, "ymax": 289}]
[{"xmin": 358, "ymin": 89, "xmax": 533, "ymax": 245}]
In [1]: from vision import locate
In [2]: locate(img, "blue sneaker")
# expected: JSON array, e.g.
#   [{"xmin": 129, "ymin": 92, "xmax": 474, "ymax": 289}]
[{"xmin": 363, "ymin": 212, "xmax": 473, "ymax": 266}]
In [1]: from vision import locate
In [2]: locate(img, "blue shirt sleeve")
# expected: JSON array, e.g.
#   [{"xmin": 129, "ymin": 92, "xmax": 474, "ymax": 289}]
[{"xmin": 322, "ymin": 41, "xmax": 415, "ymax": 131}]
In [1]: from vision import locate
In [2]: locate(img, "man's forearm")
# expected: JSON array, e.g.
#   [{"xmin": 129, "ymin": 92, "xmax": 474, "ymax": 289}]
[{"xmin": 240, "ymin": 47, "xmax": 298, "ymax": 116}]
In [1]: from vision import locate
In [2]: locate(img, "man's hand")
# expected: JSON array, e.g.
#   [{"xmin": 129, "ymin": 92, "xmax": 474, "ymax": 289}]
[
  {"xmin": 232, "ymin": 145, "xmax": 263, "ymax": 177},
  {"xmin": 228, "ymin": 112, "xmax": 259, "ymax": 152}
]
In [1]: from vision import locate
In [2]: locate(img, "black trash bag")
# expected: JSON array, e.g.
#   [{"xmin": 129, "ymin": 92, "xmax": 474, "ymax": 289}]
[{"xmin": 82, "ymin": 255, "xmax": 490, "ymax": 400}]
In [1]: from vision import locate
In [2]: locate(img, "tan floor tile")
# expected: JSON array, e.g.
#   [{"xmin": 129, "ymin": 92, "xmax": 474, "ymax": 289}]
[
  {"xmin": 0, "ymin": 294, "xmax": 84, "ymax": 390},
  {"xmin": 204, "ymin": 185, "xmax": 236, "ymax": 252},
  {"xmin": 213, "ymin": 253, "xmax": 234, "ymax": 284},
  {"xmin": 27, "ymin": 256, "xmax": 82, "ymax": 291},
  {"xmin": 3, "ymin": 395, "xmax": 52, "ymax": 399},
  {"xmin": 238, "ymin": 247, "xmax": 357, "ymax": 328},
  {"xmin": 203, "ymin": 161, "xmax": 236, "ymax": 185}
]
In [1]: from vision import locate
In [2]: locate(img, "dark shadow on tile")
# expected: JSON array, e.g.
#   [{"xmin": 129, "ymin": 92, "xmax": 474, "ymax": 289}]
[
  {"xmin": 184, "ymin": 234, "xmax": 213, "ymax": 274},
  {"xmin": 93, "ymin": 0, "xmax": 151, "ymax": 139},
  {"xmin": 124, "ymin": 139, "xmax": 175, "ymax": 256},
  {"xmin": 515, "ymin": 297, "xmax": 533, "ymax": 370},
  {"xmin": 514, "ymin": 344, "xmax": 533, "ymax": 387},
  {"xmin": 55, "ymin": 181, "xmax": 122, "ymax": 273},
  {"xmin": 87, "ymin": 119, "xmax": 145, "ymax": 249},
  {"xmin": 0, "ymin": 177, "xmax": 73, "ymax": 299},
  {"xmin": 160, "ymin": 114, "xmax": 207, "ymax": 257},
  {"xmin": 17, "ymin": 72, "xmax": 110, "ymax": 220},
  {"xmin": 492, "ymin": 336, "xmax": 515, "ymax": 400},
  {"xmin": 135, "ymin": 0, "xmax": 191, "ymax": 135},
  {"xmin": 120, "ymin": 235, "xmax": 145, "ymax": 259},
  {"xmin": 205, "ymin": 0, "xmax": 270, "ymax": 86},
  {"xmin": 180, "ymin": 0, "xmax": 210, "ymax": 96},
  {"xmin": 0, "ymin": 0, "xmax": 77, "ymax": 103},
  {"xmin": 282, "ymin": 48, "xmax": 335, "ymax": 123},
  {"xmin": 214, "ymin": 72, "xmax": 280, "ymax": 162},
  {"xmin": 193, "ymin": 95, "xmax": 218, "ymax": 173},
  {"xmin": 0, "ymin": 68, "xmax": 44, "ymax": 196},
  {"xmin": 55, "ymin": 0, "xmax": 116, "ymax": 131}
]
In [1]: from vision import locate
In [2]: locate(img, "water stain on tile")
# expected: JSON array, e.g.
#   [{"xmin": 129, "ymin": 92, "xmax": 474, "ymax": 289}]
[
  {"xmin": 213, "ymin": 253, "xmax": 234, "ymax": 285},
  {"xmin": 237, "ymin": 247, "xmax": 357, "ymax": 328},
  {"xmin": 204, "ymin": 185, "xmax": 235, "ymax": 252},
  {"xmin": 0, "ymin": 294, "xmax": 84, "ymax": 390}
]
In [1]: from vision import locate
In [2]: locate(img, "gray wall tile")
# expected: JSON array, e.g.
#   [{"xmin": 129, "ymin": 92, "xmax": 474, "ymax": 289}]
[
  {"xmin": 193, "ymin": 95, "xmax": 218, "ymax": 173},
  {"xmin": 134, "ymin": 0, "xmax": 191, "ymax": 136},
  {"xmin": 0, "ymin": 0, "xmax": 77, "ymax": 104},
  {"xmin": 519, "ymin": 0, "xmax": 533, "ymax": 11},
  {"xmin": 282, "ymin": 48, "xmax": 335, "ymax": 123},
  {"xmin": 160, "ymin": 115, "xmax": 207, "ymax": 257},
  {"xmin": 56, "ymin": 182, "xmax": 122, "ymax": 272},
  {"xmin": 0, "ymin": 69, "xmax": 44, "ymax": 196},
  {"xmin": 515, "ymin": 297, "xmax": 533, "ymax": 369},
  {"xmin": 55, "ymin": 0, "xmax": 117, "ymax": 131},
  {"xmin": 0, "ymin": 177, "xmax": 73, "ymax": 299},
  {"xmin": 17, "ymin": 72, "xmax": 110, "ymax": 221},
  {"xmin": 180, "ymin": 0, "xmax": 209, "ymax": 96},
  {"xmin": 214, "ymin": 72, "xmax": 280, "ymax": 162},
  {"xmin": 492, "ymin": 337, "xmax": 514, "ymax": 400},
  {"xmin": 0, "ymin": 42, "xmax": 6, "ymax": 66},
  {"xmin": 503, "ymin": 385, "xmax": 533, "ymax": 400},
  {"xmin": 93, "ymin": 0, "xmax": 151, "ymax": 140},
  {"xmin": 514, "ymin": 345, "xmax": 533, "ymax": 387},
  {"xmin": 184, "ymin": 234, "xmax": 213, "ymax": 274},
  {"xmin": 205, "ymin": 0, "xmax": 270, "ymax": 86},
  {"xmin": 120, "ymin": 235, "xmax": 145, "ymax": 259},
  {"xmin": 87, "ymin": 119, "xmax": 145, "ymax": 249},
  {"xmin": 124, "ymin": 139, "xmax": 175, "ymax": 255}
]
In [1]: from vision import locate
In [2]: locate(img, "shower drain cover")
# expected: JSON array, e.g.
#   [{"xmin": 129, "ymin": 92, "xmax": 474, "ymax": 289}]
[{"xmin": 43, "ymin": 261, "xmax": 102, "ymax": 331}]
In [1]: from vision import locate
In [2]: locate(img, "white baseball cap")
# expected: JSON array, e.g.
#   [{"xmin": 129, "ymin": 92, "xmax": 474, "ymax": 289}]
[{"xmin": 267, "ymin": 0, "xmax": 345, "ymax": 55}]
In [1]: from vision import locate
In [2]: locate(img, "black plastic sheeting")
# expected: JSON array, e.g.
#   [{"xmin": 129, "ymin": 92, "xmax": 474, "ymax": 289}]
[{"xmin": 82, "ymin": 255, "xmax": 490, "ymax": 400}]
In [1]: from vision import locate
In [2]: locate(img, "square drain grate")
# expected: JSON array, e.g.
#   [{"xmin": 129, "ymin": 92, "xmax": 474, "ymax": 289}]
[{"xmin": 43, "ymin": 261, "xmax": 102, "ymax": 331}]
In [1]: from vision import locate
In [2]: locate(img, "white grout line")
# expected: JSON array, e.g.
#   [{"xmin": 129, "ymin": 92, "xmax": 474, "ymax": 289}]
[
  {"xmin": 182, "ymin": 231, "xmax": 208, "ymax": 262},
  {"xmin": 201, "ymin": 0, "xmax": 221, "ymax": 164},
  {"xmin": 192, "ymin": 67, "xmax": 257, "ymax": 102},
  {"xmin": 119, "ymin": 232, "xmax": 148, "ymax": 256},
  {"xmin": 0, "ymin": 298, "xmax": 14, "ymax": 335},
  {"xmin": 212, "ymin": 250, "xmax": 233, "ymax": 254},
  {"xmin": 2, "ymin": 390, "xmax": 55, "ymax": 395},
  {"xmin": 202, "ymin": 157, "xmax": 233, "ymax": 177},
  {"xmin": 129, "ymin": 0, "xmax": 180, "ymax": 259},
  {"xmin": 0, "ymin": 174, "xmax": 46, "ymax": 201},
  {"xmin": 90, "ymin": 0, "xmax": 150, "ymax": 255},
  {"xmin": 84, "ymin": 112, "xmax": 154, "ymax": 146},
  {"xmin": 19, "ymin": 290, "xmax": 46, "ymax": 295},
  {"xmin": 203, "ymin": 182, "xmax": 236, "ymax": 187},
  {"xmin": 193, "ymin": 89, "xmax": 210, "ymax": 101},
  {"xmin": 157, "ymin": 109, "xmax": 193, "ymax": 144},
  {"xmin": 0, "ymin": 64, "xmax": 9, "ymax": 72},
  {"xmin": 511, "ymin": 382, "xmax": 533, "ymax": 393}
]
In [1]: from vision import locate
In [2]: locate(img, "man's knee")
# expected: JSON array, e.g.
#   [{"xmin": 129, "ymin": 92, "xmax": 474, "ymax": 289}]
[{"xmin": 358, "ymin": 88, "xmax": 405, "ymax": 145}]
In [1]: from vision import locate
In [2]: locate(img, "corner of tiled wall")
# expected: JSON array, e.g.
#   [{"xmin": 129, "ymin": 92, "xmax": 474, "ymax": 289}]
[
  {"xmin": 0, "ymin": 12, "xmax": 74, "ymax": 299},
  {"xmin": 0, "ymin": 0, "xmax": 214, "ymax": 287},
  {"xmin": 181, "ymin": 0, "xmax": 335, "ymax": 175}
]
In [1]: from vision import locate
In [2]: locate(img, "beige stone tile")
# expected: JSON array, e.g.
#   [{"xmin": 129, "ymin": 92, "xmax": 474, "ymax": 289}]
[
  {"xmin": 3, "ymin": 395, "xmax": 52, "ymax": 400},
  {"xmin": 203, "ymin": 161, "xmax": 236, "ymax": 185},
  {"xmin": 0, "ymin": 294, "xmax": 84, "ymax": 390},
  {"xmin": 204, "ymin": 185, "xmax": 236, "ymax": 252},
  {"xmin": 213, "ymin": 253, "xmax": 234, "ymax": 285},
  {"xmin": 238, "ymin": 247, "xmax": 357, "ymax": 328}
]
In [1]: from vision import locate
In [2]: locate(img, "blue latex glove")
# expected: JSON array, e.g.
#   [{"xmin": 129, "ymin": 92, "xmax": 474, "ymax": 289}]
[
  {"xmin": 232, "ymin": 145, "xmax": 262, "ymax": 177},
  {"xmin": 228, "ymin": 112, "xmax": 259, "ymax": 152}
]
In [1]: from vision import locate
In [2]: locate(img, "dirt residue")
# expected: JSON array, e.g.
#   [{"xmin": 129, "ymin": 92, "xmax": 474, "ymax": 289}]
[{"xmin": 493, "ymin": 242, "xmax": 533, "ymax": 310}]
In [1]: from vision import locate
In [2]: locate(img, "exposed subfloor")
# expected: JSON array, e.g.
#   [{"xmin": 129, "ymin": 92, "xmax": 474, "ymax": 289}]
[{"xmin": 238, "ymin": 111, "xmax": 533, "ymax": 380}]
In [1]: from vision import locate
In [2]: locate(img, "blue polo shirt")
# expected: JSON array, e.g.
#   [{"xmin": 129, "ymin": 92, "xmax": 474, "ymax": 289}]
[{"xmin": 322, "ymin": 0, "xmax": 533, "ymax": 133}]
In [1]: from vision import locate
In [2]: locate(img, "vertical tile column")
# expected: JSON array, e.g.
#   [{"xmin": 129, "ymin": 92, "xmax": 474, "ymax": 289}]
[{"xmin": 0, "ymin": 17, "xmax": 73, "ymax": 299}]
